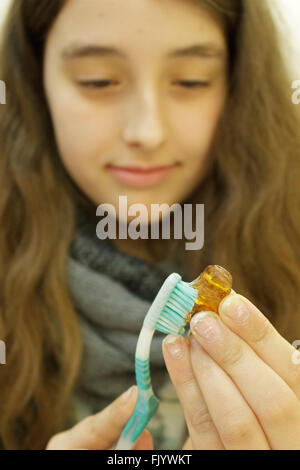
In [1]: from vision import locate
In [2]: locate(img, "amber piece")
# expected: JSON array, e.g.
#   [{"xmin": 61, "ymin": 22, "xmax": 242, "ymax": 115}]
[{"xmin": 185, "ymin": 265, "xmax": 232, "ymax": 322}]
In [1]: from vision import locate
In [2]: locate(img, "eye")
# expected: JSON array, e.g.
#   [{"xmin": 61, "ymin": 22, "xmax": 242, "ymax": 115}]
[
  {"xmin": 77, "ymin": 79, "xmax": 118, "ymax": 88},
  {"xmin": 76, "ymin": 79, "xmax": 210, "ymax": 90},
  {"xmin": 174, "ymin": 80, "xmax": 210, "ymax": 89}
]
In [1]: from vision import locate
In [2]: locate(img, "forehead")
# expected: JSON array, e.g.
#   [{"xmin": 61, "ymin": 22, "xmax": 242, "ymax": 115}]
[{"xmin": 47, "ymin": 0, "xmax": 227, "ymax": 60}]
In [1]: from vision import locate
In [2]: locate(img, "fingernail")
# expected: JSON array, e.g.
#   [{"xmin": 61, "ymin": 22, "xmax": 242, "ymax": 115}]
[
  {"xmin": 190, "ymin": 311, "xmax": 221, "ymax": 343},
  {"xmin": 219, "ymin": 295, "xmax": 250, "ymax": 324},
  {"xmin": 163, "ymin": 335, "xmax": 183, "ymax": 359},
  {"xmin": 120, "ymin": 385, "xmax": 136, "ymax": 403}
]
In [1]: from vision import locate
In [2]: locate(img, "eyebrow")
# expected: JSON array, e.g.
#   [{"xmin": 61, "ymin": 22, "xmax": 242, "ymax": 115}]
[{"xmin": 61, "ymin": 42, "xmax": 226, "ymax": 61}]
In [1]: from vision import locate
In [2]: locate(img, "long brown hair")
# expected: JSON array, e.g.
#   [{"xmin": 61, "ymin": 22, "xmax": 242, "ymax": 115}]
[{"xmin": 0, "ymin": 0, "xmax": 299, "ymax": 449}]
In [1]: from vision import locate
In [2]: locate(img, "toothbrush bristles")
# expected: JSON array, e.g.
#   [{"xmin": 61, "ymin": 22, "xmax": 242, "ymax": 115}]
[{"xmin": 155, "ymin": 280, "xmax": 198, "ymax": 335}]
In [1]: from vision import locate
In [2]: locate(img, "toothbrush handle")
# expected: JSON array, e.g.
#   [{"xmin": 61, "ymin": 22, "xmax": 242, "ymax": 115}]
[
  {"xmin": 116, "ymin": 326, "xmax": 157, "ymax": 449},
  {"xmin": 115, "ymin": 391, "xmax": 159, "ymax": 450}
]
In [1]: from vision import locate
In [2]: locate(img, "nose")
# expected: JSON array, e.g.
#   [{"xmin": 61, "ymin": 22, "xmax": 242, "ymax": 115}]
[{"xmin": 122, "ymin": 85, "xmax": 166, "ymax": 151}]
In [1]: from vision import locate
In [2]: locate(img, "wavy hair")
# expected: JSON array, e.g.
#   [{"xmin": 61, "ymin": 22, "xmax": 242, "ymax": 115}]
[{"xmin": 0, "ymin": 0, "xmax": 299, "ymax": 449}]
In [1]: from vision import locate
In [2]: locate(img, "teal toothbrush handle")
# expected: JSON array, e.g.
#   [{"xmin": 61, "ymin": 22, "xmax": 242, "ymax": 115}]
[
  {"xmin": 116, "ymin": 357, "xmax": 159, "ymax": 449},
  {"xmin": 120, "ymin": 391, "xmax": 159, "ymax": 445}
]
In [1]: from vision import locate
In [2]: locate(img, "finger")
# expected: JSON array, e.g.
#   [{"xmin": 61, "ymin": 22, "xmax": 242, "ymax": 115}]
[
  {"xmin": 182, "ymin": 436, "xmax": 193, "ymax": 450},
  {"xmin": 218, "ymin": 292, "xmax": 300, "ymax": 398},
  {"xmin": 47, "ymin": 386, "xmax": 139, "ymax": 450},
  {"xmin": 132, "ymin": 430, "xmax": 154, "ymax": 450},
  {"xmin": 190, "ymin": 311, "xmax": 300, "ymax": 449},
  {"xmin": 189, "ymin": 334, "xmax": 270, "ymax": 449},
  {"xmin": 162, "ymin": 334, "xmax": 225, "ymax": 449}
]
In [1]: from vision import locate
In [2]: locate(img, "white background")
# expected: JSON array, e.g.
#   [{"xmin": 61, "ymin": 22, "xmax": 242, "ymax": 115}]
[{"xmin": 0, "ymin": 0, "xmax": 10, "ymax": 25}]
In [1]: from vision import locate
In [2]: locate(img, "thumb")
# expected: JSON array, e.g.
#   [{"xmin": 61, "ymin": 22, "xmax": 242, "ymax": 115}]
[
  {"xmin": 94, "ymin": 385, "xmax": 139, "ymax": 448},
  {"xmin": 56, "ymin": 385, "xmax": 139, "ymax": 450},
  {"xmin": 132, "ymin": 429, "xmax": 154, "ymax": 450}
]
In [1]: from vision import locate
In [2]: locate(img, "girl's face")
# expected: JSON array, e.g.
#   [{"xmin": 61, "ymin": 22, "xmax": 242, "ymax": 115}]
[{"xmin": 44, "ymin": 0, "xmax": 228, "ymax": 223}]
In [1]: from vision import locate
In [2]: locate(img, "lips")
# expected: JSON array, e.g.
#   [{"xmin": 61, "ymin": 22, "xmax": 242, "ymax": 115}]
[{"xmin": 105, "ymin": 162, "xmax": 180, "ymax": 188}]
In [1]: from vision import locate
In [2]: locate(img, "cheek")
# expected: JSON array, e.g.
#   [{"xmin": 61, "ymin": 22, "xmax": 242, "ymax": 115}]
[
  {"xmin": 173, "ymin": 90, "xmax": 226, "ymax": 165},
  {"xmin": 46, "ymin": 84, "xmax": 119, "ymax": 172}
]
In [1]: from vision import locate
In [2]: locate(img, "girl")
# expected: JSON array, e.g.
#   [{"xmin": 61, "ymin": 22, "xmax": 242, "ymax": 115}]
[{"xmin": 0, "ymin": 0, "xmax": 300, "ymax": 450}]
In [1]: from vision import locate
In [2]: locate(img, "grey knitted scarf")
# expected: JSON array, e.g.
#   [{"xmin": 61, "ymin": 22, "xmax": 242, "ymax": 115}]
[{"xmin": 65, "ymin": 208, "xmax": 189, "ymax": 448}]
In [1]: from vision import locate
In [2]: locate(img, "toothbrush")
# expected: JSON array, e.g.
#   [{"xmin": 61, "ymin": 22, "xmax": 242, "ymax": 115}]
[{"xmin": 115, "ymin": 272, "xmax": 198, "ymax": 450}]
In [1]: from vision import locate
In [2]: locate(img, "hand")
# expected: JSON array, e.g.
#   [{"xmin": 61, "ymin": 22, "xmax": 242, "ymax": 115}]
[
  {"xmin": 182, "ymin": 436, "xmax": 193, "ymax": 450},
  {"xmin": 163, "ymin": 291, "xmax": 300, "ymax": 449},
  {"xmin": 46, "ymin": 386, "xmax": 154, "ymax": 450}
]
